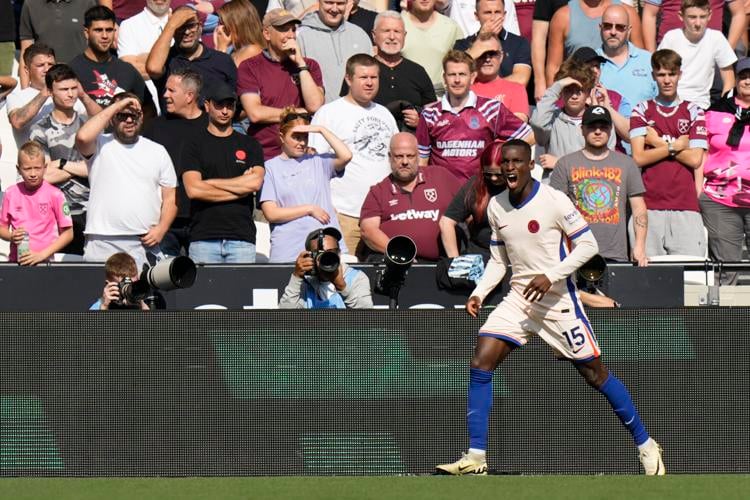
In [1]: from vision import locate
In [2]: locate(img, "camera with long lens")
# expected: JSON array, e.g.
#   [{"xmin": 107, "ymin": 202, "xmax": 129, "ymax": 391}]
[
  {"xmin": 114, "ymin": 256, "xmax": 197, "ymax": 309},
  {"xmin": 375, "ymin": 235, "xmax": 417, "ymax": 308},
  {"xmin": 306, "ymin": 230, "xmax": 341, "ymax": 277}
]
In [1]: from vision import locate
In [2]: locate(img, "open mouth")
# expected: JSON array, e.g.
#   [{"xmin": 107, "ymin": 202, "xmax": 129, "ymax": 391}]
[{"xmin": 504, "ymin": 172, "xmax": 518, "ymax": 188}]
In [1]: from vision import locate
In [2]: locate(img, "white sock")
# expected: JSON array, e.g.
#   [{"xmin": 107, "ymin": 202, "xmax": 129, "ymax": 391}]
[
  {"xmin": 637, "ymin": 438, "xmax": 654, "ymax": 452},
  {"xmin": 467, "ymin": 448, "xmax": 486, "ymax": 458}
]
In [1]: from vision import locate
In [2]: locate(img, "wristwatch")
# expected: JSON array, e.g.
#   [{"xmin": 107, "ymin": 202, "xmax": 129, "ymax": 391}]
[{"xmin": 667, "ymin": 141, "xmax": 676, "ymax": 157}]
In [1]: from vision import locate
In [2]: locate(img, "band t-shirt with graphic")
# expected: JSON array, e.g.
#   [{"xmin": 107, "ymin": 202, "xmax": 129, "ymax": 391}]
[{"xmin": 550, "ymin": 150, "xmax": 645, "ymax": 262}]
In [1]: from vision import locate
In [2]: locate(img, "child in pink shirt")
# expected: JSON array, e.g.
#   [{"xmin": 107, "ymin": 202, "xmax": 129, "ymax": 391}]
[{"xmin": 0, "ymin": 141, "xmax": 73, "ymax": 264}]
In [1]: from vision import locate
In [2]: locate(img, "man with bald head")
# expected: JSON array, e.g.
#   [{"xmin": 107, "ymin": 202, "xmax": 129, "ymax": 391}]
[
  {"xmin": 359, "ymin": 132, "xmax": 460, "ymax": 262},
  {"xmin": 596, "ymin": 5, "xmax": 657, "ymax": 114}
]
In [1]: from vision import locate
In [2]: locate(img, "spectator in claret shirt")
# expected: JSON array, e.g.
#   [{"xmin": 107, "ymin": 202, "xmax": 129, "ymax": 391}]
[
  {"xmin": 416, "ymin": 50, "xmax": 532, "ymax": 181},
  {"xmin": 238, "ymin": 8, "xmax": 325, "ymax": 160},
  {"xmin": 359, "ymin": 132, "xmax": 460, "ymax": 262}
]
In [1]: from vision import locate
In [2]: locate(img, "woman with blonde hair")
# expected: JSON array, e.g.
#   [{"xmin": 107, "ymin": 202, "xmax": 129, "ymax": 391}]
[
  {"xmin": 259, "ymin": 107, "xmax": 353, "ymax": 262},
  {"xmin": 214, "ymin": 0, "xmax": 265, "ymax": 66}
]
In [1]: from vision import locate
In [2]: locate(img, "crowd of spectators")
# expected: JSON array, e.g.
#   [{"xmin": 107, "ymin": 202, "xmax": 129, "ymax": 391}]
[{"xmin": 1, "ymin": 0, "xmax": 749, "ymax": 299}]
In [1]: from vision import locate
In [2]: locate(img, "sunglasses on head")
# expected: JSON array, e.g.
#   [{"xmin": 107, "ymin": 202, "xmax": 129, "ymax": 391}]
[
  {"xmin": 282, "ymin": 112, "xmax": 311, "ymax": 123},
  {"xmin": 601, "ymin": 22, "xmax": 628, "ymax": 32},
  {"xmin": 115, "ymin": 111, "xmax": 141, "ymax": 122}
]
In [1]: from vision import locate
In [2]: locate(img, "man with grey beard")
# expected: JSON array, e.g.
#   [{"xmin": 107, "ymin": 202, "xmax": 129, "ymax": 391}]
[{"xmin": 76, "ymin": 92, "xmax": 178, "ymax": 269}]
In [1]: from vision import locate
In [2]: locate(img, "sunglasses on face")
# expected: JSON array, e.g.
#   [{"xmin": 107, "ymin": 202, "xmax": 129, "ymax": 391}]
[
  {"xmin": 601, "ymin": 22, "xmax": 628, "ymax": 32},
  {"xmin": 479, "ymin": 50, "xmax": 502, "ymax": 59},
  {"xmin": 115, "ymin": 112, "xmax": 141, "ymax": 122},
  {"xmin": 483, "ymin": 171, "xmax": 503, "ymax": 180},
  {"xmin": 282, "ymin": 112, "xmax": 311, "ymax": 123},
  {"xmin": 180, "ymin": 22, "xmax": 201, "ymax": 32}
]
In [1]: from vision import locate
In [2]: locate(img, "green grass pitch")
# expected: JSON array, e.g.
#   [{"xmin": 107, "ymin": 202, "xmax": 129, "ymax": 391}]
[{"xmin": 1, "ymin": 475, "xmax": 748, "ymax": 500}]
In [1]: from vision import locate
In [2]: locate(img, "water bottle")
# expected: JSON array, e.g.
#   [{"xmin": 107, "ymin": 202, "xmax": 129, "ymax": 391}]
[{"xmin": 17, "ymin": 233, "xmax": 30, "ymax": 256}]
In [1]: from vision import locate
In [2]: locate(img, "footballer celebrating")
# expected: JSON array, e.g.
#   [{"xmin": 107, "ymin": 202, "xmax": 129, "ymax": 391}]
[{"xmin": 436, "ymin": 139, "xmax": 665, "ymax": 476}]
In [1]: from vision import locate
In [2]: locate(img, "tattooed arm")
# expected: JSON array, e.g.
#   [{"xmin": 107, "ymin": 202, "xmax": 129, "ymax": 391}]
[{"xmin": 630, "ymin": 195, "xmax": 648, "ymax": 267}]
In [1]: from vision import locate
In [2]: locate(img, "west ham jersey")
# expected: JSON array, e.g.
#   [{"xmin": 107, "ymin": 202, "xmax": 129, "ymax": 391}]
[
  {"xmin": 485, "ymin": 181, "xmax": 597, "ymax": 319},
  {"xmin": 630, "ymin": 99, "xmax": 708, "ymax": 211},
  {"xmin": 416, "ymin": 92, "xmax": 531, "ymax": 181}
]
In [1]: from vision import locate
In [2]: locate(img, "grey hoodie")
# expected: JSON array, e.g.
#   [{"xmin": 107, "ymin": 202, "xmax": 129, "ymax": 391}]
[
  {"xmin": 530, "ymin": 81, "xmax": 616, "ymax": 158},
  {"xmin": 297, "ymin": 12, "xmax": 373, "ymax": 102}
]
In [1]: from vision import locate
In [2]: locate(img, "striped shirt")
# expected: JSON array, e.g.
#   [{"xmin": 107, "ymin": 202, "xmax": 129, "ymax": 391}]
[{"xmin": 415, "ymin": 92, "xmax": 531, "ymax": 181}]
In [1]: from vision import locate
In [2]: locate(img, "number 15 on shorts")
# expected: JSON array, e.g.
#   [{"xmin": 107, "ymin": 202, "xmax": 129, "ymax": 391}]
[{"xmin": 562, "ymin": 325, "xmax": 586, "ymax": 353}]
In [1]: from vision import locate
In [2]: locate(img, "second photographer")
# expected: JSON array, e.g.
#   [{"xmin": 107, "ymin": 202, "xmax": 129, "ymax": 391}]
[{"xmin": 279, "ymin": 228, "xmax": 373, "ymax": 309}]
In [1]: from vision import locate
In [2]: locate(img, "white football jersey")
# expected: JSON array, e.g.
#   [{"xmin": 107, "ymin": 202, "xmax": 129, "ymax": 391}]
[{"xmin": 476, "ymin": 181, "xmax": 599, "ymax": 319}]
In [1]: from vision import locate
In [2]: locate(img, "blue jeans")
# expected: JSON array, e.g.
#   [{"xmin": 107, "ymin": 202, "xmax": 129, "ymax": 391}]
[{"xmin": 189, "ymin": 239, "xmax": 256, "ymax": 264}]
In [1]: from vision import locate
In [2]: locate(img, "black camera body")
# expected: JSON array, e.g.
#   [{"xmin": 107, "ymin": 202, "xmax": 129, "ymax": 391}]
[
  {"xmin": 306, "ymin": 230, "xmax": 340, "ymax": 277},
  {"xmin": 117, "ymin": 277, "xmax": 149, "ymax": 307},
  {"xmin": 308, "ymin": 249, "xmax": 340, "ymax": 277}
]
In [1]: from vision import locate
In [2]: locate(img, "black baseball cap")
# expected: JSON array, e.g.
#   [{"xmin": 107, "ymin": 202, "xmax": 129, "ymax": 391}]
[
  {"xmin": 305, "ymin": 227, "xmax": 343, "ymax": 250},
  {"xmin": 571, "ymin": 46, "xmax": 607, "ymax": 65},
  {"xmin": 582, "ymin": 105, "xmax": 612, "ymax": 126},
  {"xmin": 205, "ymin": 81, "xmax": 236, "ymax": 103}
]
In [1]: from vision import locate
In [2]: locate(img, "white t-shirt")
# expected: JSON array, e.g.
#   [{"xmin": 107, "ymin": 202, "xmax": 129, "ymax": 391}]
[
  {"xmin": 6, "ymin": 87, "xmax": 87, "ymax": 147},
  {"xmin": 308, "ymin": 97, "xmax": 398, "ymax": 217},
  {"xmin": 85, "ymin": 134, "xmax": 177, "ymax": 236},
  {"xmin": 117, "ymin": 7, "xmax": 168, "ymax": 115},
  {"xmin": 448, "ymin": 0, "xmax": 519, "ymax": 39},
  {"xmin": 117, "ymin": 8, "xmax": 167, "ymax": 58},
  {"xmin": 658, "ymin": 28, "xmax": 737, "ymax": 109}
]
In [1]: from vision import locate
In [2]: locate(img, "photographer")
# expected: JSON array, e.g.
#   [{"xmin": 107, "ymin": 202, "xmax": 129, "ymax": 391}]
[
  {"xmin": 279, "ymin": 227, "xmax": 373, "ymax": 309},
  {"xmin": 90, "ymin": 252, "xmax": 149, "ymax": 310}
]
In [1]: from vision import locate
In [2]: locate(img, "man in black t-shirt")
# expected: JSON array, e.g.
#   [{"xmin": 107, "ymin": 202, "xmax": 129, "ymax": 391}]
[
  {"xmin": 143, "ymin": 67, "xmax": 208, "ymax": 258},
  {"xmin": 70, "ymin": 6, "xmax": 153, "ymax": 115},
  {"xmin": 181, "ymin": 82, "xmax": 265, "ymax": 264}
]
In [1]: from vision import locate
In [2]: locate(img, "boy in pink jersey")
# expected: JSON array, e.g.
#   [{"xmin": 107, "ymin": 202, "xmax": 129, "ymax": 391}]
[{"xmin": 0, "ymin": 141, "xmax": 73, "ymax": 264}]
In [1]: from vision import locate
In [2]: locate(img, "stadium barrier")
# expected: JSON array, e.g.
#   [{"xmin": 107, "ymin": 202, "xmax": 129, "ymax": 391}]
[
  {"xmin": 0, "ymin": 262, "xmax": 687, "ymax": 310},
  {"xmin": 1, "ymin": 309, "xmax": 748, "ymax": 476}
]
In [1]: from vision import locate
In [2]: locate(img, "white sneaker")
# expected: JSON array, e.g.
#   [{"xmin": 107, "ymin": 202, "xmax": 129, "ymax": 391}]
[
  {"xmin": 435, "ymin": 452, "xmax": 488, "ymax": 476},
  {"xmin": 639, "ymin": 440, "xmax": 666, "ymax": 476}
]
